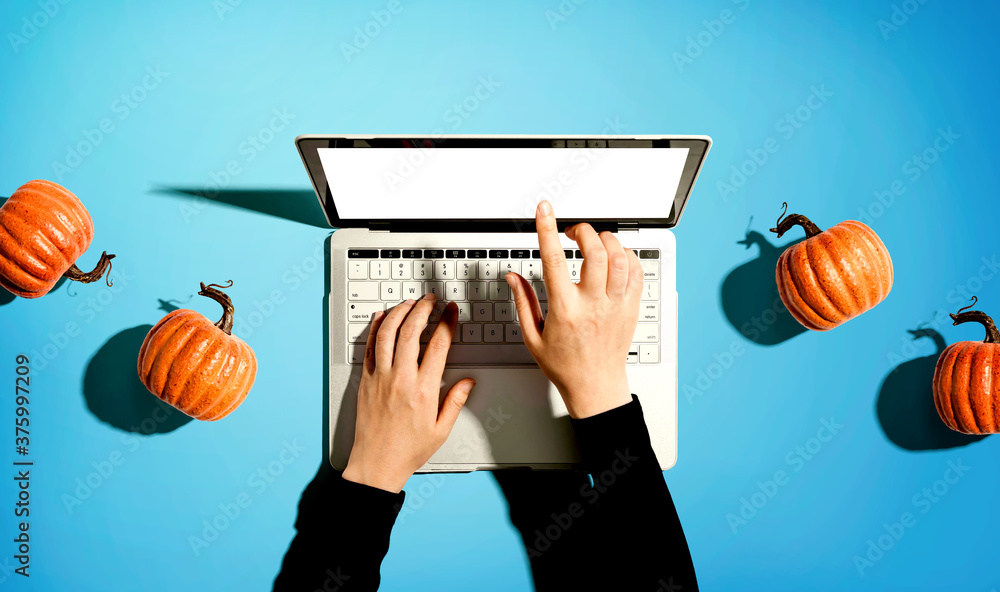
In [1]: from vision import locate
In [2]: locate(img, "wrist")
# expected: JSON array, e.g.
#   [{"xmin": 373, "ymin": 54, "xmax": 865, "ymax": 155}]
[
  {"xmin": 562, "ymin": 374, "xmax": 632, "ymax": 419},
  {"xmin": 342, "ymin": 459, "xmax": 410, "ymax": 493}
]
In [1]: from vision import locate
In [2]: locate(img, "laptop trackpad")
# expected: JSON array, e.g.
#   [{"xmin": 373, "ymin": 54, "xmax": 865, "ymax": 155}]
[{"xmin": 426, "ymin": 367, "xmax": 580, "ymax": 468}]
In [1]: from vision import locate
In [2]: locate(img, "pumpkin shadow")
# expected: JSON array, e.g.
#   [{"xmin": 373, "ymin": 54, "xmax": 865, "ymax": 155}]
[
  {"xmin": 0, "ymin": 277, "xmax": 65, "ymax": 306},
  {"xmin": 82, "ymin": 301, "xmax": 194, "ymax": 435},
  {"xmin": 153, "ymin": 187, "xmax": 328, "ymax": 228},
  {"xmin": 720, "ymin": 219, "xmax": 807, "ymax": 346},
  {"xmin": 876, "ymin": 328, "xmax": 987, "ymax": 451}
]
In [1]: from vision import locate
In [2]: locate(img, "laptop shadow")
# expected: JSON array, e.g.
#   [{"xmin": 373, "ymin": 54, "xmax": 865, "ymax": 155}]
[
  {"xmin": 152, "ymin": 187, "xmax": 329, "ymax": 228},
  {"xmin": 82, "ymin": 297, "xmax": 195, "ymax": 435},
  {"xmin": 876, "ymin": 327, "xmax": 986, "ymax": 451},
  {"xmin": 720, "ymin": 218, "xmax": 807, "ymax": 346},
  {"xmin": 273, "ymin": 233, "xmax": 339, "ymax": 591}
]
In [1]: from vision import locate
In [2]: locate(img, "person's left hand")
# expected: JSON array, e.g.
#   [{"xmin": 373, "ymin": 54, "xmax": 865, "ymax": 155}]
[{"xmin": 342, "ymin": 292, "xmax": 477, "ymax": 493}]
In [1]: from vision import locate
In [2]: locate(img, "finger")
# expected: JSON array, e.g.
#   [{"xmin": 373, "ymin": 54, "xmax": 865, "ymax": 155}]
[
  {"xmin": 374, "ymin": 298, "xmax": 417, "ymax": 372},
  {"xmin": 572, "ymin": 223, "xmax": 608, "ymax": 293},
  {"xmin": 505, "ymin": 272, "xmax": 544, "ymax": 350},
  {"xmin": 394, "ymin": 292, "xmax": 437, "ymax": 364},
  {"xmin": 535, "ymin": 200, "xmax": 571, "ymax": 301},
  {"xmin": 624, "ymin": 246, "xmax": 645, "ymax": 302},
  {"xmin": 420, "ymin": 301, "xmax": 459, "ymax": 377},
  {"xmin": 363, "ymin": 310, "xmax": 386, "ymax": 375},
  {"xmin": 436, "ymin": 378, "xmax": 476, "ymax": 436},
  {"xmin": 599, "ymin": 231, "xmax": 629, "ymax": 298}
]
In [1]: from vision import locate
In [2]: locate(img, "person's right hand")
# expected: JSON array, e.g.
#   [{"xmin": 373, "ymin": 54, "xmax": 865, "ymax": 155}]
[{"xmin": 505, "ymin": 199, "xmax": 644, "ymax": 419}]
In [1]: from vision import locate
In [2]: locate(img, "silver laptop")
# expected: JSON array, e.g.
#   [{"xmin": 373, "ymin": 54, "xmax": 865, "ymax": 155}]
[{"xmin": 296, "ymin": 135, "xmax": 711, "ymax": 472}]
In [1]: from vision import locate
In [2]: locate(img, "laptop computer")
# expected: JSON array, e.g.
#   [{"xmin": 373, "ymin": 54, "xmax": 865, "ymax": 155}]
[{"xmin": 296, "ymin": 134, "xmax": 711, "ymax": 471}]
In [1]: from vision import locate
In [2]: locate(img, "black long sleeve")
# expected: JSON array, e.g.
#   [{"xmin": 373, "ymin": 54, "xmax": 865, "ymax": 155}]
[
  {"xmin": 273, "ymin": 466, "xmax": 404, "ymax": 591},
  {"xmin": 570, "ymin": 393, "xmax": 699, "ymax": 591}
]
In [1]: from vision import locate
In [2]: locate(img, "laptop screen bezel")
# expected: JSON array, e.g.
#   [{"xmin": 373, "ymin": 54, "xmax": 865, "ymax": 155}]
[{"xmin": 295, "ymin": 135, "xmax": 711, "ymax": 232}]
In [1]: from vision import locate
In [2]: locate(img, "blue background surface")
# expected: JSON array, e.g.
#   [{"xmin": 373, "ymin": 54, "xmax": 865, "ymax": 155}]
[{"xmin": 2, "ymin": 1, "xmax": 999, "ymax": 590}]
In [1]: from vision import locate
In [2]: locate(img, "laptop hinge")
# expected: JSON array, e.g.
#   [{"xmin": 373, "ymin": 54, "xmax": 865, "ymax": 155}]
[
  {"xmin": 618, "ymin": 221, "xmax": 639, "ymax": 232},
  {"xmin": 369, "ymin": 221, "xmax": 391, "ymax": 233}
]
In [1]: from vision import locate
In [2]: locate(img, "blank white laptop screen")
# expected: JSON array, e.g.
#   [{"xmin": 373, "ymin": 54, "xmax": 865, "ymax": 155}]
[{"xmin": 317, "ymin": 147, "xmax": 689, "ymax": 220}]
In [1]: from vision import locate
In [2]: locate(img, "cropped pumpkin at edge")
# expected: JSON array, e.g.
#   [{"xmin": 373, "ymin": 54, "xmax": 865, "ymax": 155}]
[
  {"xmin": 769, "ymin": 202, "xmax": 893, "ymax": 331},
  {"xmin": 138, "ymin": 281, "xmax": 257, "ymax": 421},
  {"xmin": 933, "ymin": 297, "xmax": 1000, "ymax": 435},
  {"xmin": 0, "ymin": 179, "xmax": 116, "ymax": 298}
]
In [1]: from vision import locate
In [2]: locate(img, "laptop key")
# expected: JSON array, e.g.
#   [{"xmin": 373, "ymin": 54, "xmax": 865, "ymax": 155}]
[
  {"xmin": 424, "ymin": 281, "xmax": 443, "ymax": 300},
  {"xmin": 380, "ymin": 249, "xmax": 401, "ymax": 258},
  {"xmin": 434, "ymin": 260, "xmax": 455, "ymax": 279},
  {"xmin": 632, "ymin": 323, "xmax": 660, "ymax": 343},
  {"xmin": 511, "ymin": 249, "xmax": 530, "ymax": 259},
  {"xmin": 413, "ymin": 260, "xmax": 432, "ymax": 279},
  {"xmin": 473, "ymin": 303, "xmax": 492, "ymax": 321},
  {"xmin": 489, "ymin": 281, "xmax": 509, "ymax": 301},
  {"xmin": 479, "ymin": 261, "xmax": 498, "ymax": 280},
  {"xmin": 403, "ymin": 249, "xmax": 422, "ymax": 258},
  {"xmin": 424, "ymin": 249, "xmax": 444, "ymax": 258},
  {"xmin": 348, "ymin": 302, "xmax": 383, "ymax": 322},
  {"xmin": 468, "ymin": 282, "xmax": 487, "ymax": 301},
  {"xmin": 463, "ymin": 323, "xmax": 482, "ymax": 343},
  {"xmin": 381, "ymin": 281, "xmax": 401, "ymax": 301},
  {"xmin": 640, "ymin": 259, "xmax": 658, "ymax": 279},
  {"xmin": 505, "ymin": 324, "xmax": 523, "ymax": 343},
  {"xmin": 484, "ymin": 323, "xmax": 504, "ymax": 343},
  {"xmin": 457, "ymin": 260, "xmax": 477, "ymax": 280},
  {"xmin": 467, "ymin": 249, "xmax": 487, "ymax": 258},
  {"xmin": 348, "ymin": 249, "xmax": 378, "ymax": 258},
  {"xmin": 639, "ymin": 249, "xmax": 659, "ymax": 259},
  {"xmin": 494, "ymin": 303, "xmax": 513, "ymax": 321},
  {"xmin": 640, "ymin": 302, "xmax": 659, "ymax": 322},
  {"xmin": 369, "ymin": 261, "xmax": 390, "ymax": 279},
  {"xmin": 444, "ymin": 344, "xmax": 535, "ymax": 364},
  {"xmin": 349, "ymin": 344, "xmax": 367, "ymax": 364},
  {"xmin": 348, "ymin": 323, "xmax": 371, "ymax": 343},
  {"xmin": 348, "ymin": 282, "xmax": 379, "ymax": 300},
  {"xmin": 499, "ymin": 260, "xmax": 519, "ymax": 279},
  {"xmin": 446, "ymin": 249, "xmax": 465, "ymax": 258},
  {"xmin": 639, "ymin": 344, "xmax": 659, "ymax": 363},
  {"xmin": 402, "ymin": 282, "xmax": 422, "ymax": 298},
  {"xmin": 391, "ymin": 260, "xmax": 411, "ymax": 279},
  {"xmin": 489, "ymin": 249, "xmax": 509, "ymax": 258},
  {"xmin": 348, "ymin": 261, "xmax": 367, "ymax": 280}
]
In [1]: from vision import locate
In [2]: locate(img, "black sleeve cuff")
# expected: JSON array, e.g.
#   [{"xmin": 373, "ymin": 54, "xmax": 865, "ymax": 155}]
[
  {"xmin": 336, "ymin": 475, "xmax": 407, "ymax": 527},
  {"xmin": 569, "ymin": 394, "xmax": 659, "ymax": 471}
]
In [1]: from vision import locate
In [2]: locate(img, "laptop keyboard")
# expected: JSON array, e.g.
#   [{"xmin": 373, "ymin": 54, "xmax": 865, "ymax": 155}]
[{"xmin": 346, "ymin": 248, "xmax": 661, "ymax": 365}]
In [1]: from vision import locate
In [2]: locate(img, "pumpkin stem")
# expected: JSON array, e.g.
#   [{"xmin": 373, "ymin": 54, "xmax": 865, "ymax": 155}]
[
  {"xmin": 63, "ymin": 251, "xmax": 116, "ymax": 287},
  {"xmin": 950, "ymin": 297, "xmax": 1000, "ymax": 344},
  {"xmin": 198, "ymin": 280, "xmax": 235, "ymax": 335},
  {"xmin": 769, "ymin": 202, "xmax": 822, "ymax": 239}
]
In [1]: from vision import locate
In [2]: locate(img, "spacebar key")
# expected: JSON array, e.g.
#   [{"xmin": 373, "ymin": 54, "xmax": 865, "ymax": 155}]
[{"xmin": 440, "ymin": 344, "xmax": 537, "ymax": 365}]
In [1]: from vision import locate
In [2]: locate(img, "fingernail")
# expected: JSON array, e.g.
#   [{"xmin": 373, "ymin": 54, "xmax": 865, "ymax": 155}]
[
  {"xmin": 422, "ymin": 292, "xmax": 435, "ymax": 300},
  {"xmin": 537, "ymin": 200, "xmax": 551, "ymax": 215},
  {"xmin": 404, "ymin": 298, "xmax": 414, "ymax": 304},
  {"xmin": 373, "ymin": 311, "xmax": 383, "ymax": 320}
]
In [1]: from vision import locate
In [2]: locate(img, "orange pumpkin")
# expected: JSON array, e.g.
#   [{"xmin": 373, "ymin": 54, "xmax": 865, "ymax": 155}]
[
  {"xmin": 0, "ymin": 179, "xmax": 115, "ymax": 298},
  {"xmin": 933, "ymin": 297, "xmax": 1000, "ymax": 435},
  {"xmin": 137, "ymin": 281, "xmax": 257, "ymax": 421},
  {"xmin": 770, "ymin": 202, "xmax": 893, "ymax": 331}
]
